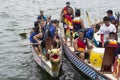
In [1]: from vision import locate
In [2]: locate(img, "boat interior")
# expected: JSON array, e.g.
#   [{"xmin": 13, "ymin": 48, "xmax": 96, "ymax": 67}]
[{"xmin": 65, "ymin": 37, "xmax": 120, "ymax": 80}]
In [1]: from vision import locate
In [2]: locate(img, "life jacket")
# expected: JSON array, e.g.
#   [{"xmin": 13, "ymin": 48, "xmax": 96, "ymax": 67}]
[
  {"xmin": 73, "ymin": 17, "xmax": 82, "ymax": 32},
  {"xmin": 63, "ymin": 7, "xmax": 73, "ymax": 29},
  {"xmin": 77, "ymin": 38, "xmax": 86, "ymax": 51},
  {"xmin": 63, "ymin": 7, "xmax": 68, "ymax": 15},
  {"xmin": 37, "ymin": 15, "xmax": 46, "ymax": 21}
]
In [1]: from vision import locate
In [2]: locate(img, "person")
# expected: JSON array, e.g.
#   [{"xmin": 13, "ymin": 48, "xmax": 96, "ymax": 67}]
[
  {"xmin": 97, "ymin": 10, "xmax": 117, "ymax": 26},
  {"xmin": 73, "ymin": 30, "xmax": 92, "ymax": 61},
  {"xmin": 29, "ymin": 22, "xmax": 43, "ymax": 56},
  {"xmin": 104, "ymin": 32, "xmax": 116, "ymax": 47},
  {"xmin": 33, "ymin": 32, "xmax": 44, "ymax": 56},
  {"xmin": 37, "ymin": 10, "xmax": 46, "ymax": 22},
  {"xmin": 99, "ymin": 16, "xmax": 116, "ymax": 47},
  {"xmin": 60, "ymin": 2, "xmax": 74, "ymax": 35},
  {"xmin": 104, "ymin": 32, "xmax": 119, "ymax": 63},
  {"xmin": 46, "ymin": 15, "xmax": 52, "ymax": 26},
  {"xmin": 61, "ymin": 2, "xmax": 74, "ymax": 46},
  {"xmin": 73, "ymin": 9, "xmax": 85, "ymax": 32},
  {"xmin": 60, "ymin": 2, "xmax": 74, "ymax": 23},
  {"xmin": 39, "ymin": 19, "xmax": 46, "ymax": 33},
  {"xmin": 30, "ymin": 21, "xmax": 40, "ymax": 35},
  {"xmin": 73, "ymin": 24, "xmax": 100, "ymax": 46},
  {"xmin": 107, "ymin": 10, "xmax": 120, "ymax": 40},
  {"xmin": 106, "ymin": 10, "xmax": 116, "ymax": 25},
  {"xmin": 47, "ymin": 20, "xmax": 59, "ymax": 39},
  {"xmin": 44, "ymin": 15, "xmax": 52, "ymax": 39}
]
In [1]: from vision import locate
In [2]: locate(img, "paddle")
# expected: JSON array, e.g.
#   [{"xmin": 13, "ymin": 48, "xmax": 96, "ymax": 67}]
[
  {"xmin": 115, "ymin": 12, "xmax": 120, "ymax": 32},
  {"xmin": 19, "ymin": 32, "xmax": 28, "ymax": 39},
  {"xmin": 86, "ymin": 11, "xmax": 92, "ymax": 26},
  {"xmin": 115, "ymin": 12, "xmax": 120, "ymax": 40},
  {"xmin": 19, "ymin": 29, "xmax": 30, "ymax": 38}
]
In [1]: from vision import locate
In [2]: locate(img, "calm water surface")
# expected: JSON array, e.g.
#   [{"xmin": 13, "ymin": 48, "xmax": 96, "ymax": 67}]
[{"xmin": 0, "ymin": 0, "xmax": 120, "ymax": 80}]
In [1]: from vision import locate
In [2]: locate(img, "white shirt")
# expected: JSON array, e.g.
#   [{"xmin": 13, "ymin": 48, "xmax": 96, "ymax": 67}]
[{"xmin": 99, "ymin": 23, "xmax": 116, "ymax": 42}]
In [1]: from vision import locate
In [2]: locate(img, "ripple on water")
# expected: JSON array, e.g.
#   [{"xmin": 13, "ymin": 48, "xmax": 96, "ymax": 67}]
[{"xmin": 0, "ymin": 0, "xmax": 120, "ymax": 80}]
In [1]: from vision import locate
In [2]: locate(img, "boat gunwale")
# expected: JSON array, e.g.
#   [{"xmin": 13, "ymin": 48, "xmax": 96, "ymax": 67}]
[{"xmin": 62, "ymin": 42, "xmax": 111, "ymax": 80}]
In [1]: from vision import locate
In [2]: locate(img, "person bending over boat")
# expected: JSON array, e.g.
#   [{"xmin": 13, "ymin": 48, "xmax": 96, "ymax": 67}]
[
  {"xmin": 73, "ymin": 30, "xmax": 92, "ymax": 61},
  {"xmin": 73, "ymin": 9, "xmax": 85, "ymax": 32},
  {"xmin": 73, "ymin": 24, "xmax": 100, "ymax": 47},
  {"xmin": 47, "ymin": 20, "xmax": 61, "ymax": 47},
  {"xmin": 99, "ymin": 16, "xmax": 116, "ymax": 47},
  {"xmin": 30, "ymin": 21, "xmax": 43, "ymax": 56}
]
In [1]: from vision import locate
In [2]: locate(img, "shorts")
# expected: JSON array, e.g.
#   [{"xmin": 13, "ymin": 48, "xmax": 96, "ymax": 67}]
[
  {"xmin": 75, "ymin": 51, "xmax": 89, "ymax": 59},
  {"xmin": 33, "ymin": 44, "xmax": 38, "ymax": 47},
  {"xmin": 65, "ymin": 29, "xmax": 73, "ymax": 38},
  {"xmin": 41, "ymin": 41, "xmax": 45, "ymax": 48}
]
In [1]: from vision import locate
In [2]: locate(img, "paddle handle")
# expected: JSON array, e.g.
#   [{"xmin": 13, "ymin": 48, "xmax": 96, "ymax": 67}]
[{"xmin": 86, "ymin": 11, "xmax": 92, "ymax": 26}]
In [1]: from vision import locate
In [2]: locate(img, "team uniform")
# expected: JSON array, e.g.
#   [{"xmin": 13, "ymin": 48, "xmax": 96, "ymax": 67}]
[
  {"xmin": 74, "ymin": 38, "xmax": 89, "ymax": 59},
  {"xmin": 73, "ymin": 17, "xmax": 83, "ymax": 32}
]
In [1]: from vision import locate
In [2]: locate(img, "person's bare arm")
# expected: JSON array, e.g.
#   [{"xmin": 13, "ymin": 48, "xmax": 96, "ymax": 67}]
[
  {"xmin": 80, "ymin": 19, "xmax": 85, "ymax": 28},
  {"xmin": 33, "ymin": 34, "xmax": 42, "ymax": 44}
]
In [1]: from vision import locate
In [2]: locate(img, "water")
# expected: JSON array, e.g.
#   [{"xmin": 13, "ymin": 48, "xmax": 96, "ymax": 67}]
[{"xmin": 0, "ymin": 0, "xmax": 120, "ymax": 80}]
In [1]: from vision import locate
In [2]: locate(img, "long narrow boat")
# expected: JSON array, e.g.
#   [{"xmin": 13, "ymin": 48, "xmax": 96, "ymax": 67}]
[
  {"xmin": 31, "ymin": 37, "xmax": 62, "ymax": 77},
  {"xmin": 62, "ymin": 38, "xmax": 120, "ymax": 80}
]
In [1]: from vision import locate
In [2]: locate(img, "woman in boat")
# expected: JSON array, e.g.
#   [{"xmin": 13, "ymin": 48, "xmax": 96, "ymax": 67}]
[
  {"xmin": 33, "ymin": 20, "xmax": 46, "ymax": 55},
  {"xmin": 73, "ymin": 30, "xmax": 92, "ymax": 61},
  {"xmin": 30, "ymin": 21, "xmax": 43, "ymax": 56},
  {"xmin": 73, "ymin": 9, "xmax": 85, "ymax": 32},
  {"xmin": 99, "ymin": 16, "xmax": 116, "ymax": 47}
]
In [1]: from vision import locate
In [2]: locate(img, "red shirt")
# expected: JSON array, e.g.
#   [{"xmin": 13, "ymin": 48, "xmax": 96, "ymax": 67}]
[{"xmin": 77, "ymin": 38, "xmax": 86, "ymax": 50}]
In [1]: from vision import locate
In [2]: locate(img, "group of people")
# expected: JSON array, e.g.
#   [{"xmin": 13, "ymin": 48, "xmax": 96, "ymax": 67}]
[
  {"xmin": 29, "ymin": 2, "xmax": 119, "ymax": 61},
  {"xmin": 29, "ymin": 10, "xmax": 62, "ymax": 57},
  {"xmin": 60, "ymin": 2, "xmax": 119, "ymax": 61}
]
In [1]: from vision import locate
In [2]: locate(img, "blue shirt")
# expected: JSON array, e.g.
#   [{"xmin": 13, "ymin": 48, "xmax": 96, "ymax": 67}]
[
  {"xmin": 85, "ymin": 28, "xmax": 94, "ymax": 40},
  {"xmin": 37, "ymin": 15, "xmax": 46, "ymax": 21},
  {"xmin": 29, "ymin": 32, "xmax": 38, "ymax": 43},
  {"xmin": 109, "ymin": 16, "xmax": 115, "ymax": 21},
  {"xmin": 48, "ymin": 25, "xmax": 56, "ymax": 38}
]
